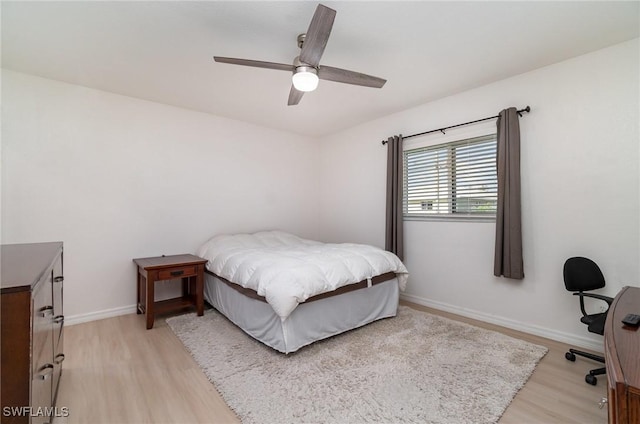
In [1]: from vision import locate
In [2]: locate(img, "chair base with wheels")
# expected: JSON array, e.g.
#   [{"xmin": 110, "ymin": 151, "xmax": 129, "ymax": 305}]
[{"xmin": 564, "ymin": 349, "xmax": 606, "ymax": 385}]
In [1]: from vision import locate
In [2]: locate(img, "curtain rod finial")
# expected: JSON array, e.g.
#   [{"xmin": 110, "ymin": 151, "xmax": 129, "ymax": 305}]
[{"xmin": 517, "ymin": 106, "xmax": 531, "ymax": 117}]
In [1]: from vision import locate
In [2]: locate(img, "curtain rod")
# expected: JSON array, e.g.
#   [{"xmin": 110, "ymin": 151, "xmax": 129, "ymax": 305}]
[{"xmin": 381, "ymin": 106, "xmax": 530, "ymax": 145}]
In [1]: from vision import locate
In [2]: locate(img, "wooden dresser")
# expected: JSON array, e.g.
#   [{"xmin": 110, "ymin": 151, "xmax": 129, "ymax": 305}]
[
  {"xmin": 1, "ymin": 242, "xmax": 64, "ymax": 424},
  {"xmin": 604, "ymin": 286, "xmax": 640, "ymax": 424}
]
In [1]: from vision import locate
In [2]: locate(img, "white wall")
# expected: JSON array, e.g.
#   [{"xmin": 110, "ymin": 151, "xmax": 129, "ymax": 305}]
[
  {"xmin": 318, "ymin": 39, "xmax": 640, "ymax": 350},
  {"xmin": 1, "ymin": 70, "xmax": 320, "ymax": 321},
  {"xmin": 3, "ymin": 40, "xmax": 638, "ymax": 350}
]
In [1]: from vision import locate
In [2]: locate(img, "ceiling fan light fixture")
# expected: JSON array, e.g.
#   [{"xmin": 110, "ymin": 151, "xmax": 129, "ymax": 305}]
[{"xmin": 292, "ymin": 66, "xmax": 319, "ymax": 92}]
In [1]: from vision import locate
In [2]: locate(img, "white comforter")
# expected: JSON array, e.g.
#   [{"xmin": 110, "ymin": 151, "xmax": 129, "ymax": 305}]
[{"xmin": 197, "ymin": 231, "xmax": 408, "ymax": 320}]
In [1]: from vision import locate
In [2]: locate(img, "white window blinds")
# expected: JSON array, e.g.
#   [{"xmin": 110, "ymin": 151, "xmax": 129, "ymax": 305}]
[{"xmin": 404, "ymin": 134, "xmax": 497, "ymax": 219}]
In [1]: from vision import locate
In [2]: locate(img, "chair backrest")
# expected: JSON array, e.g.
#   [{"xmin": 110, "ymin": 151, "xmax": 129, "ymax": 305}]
[{"xmin": 563, "ymin": 257, "xmax": 605, "ymax": 292}]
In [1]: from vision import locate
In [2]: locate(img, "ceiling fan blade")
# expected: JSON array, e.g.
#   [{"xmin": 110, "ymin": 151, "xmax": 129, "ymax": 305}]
[
  {"xmin": 288, "ymin": 85, "xmax": 304, "ymax": 106},
  {"xmin": 299, "ymin": 4, "xmax": 336, "ymax": 67},
  {"xmin": 318, "ymin": 66, "xmax": 386, "ymax": 88},
  {"xmin": 214, "ymin": 56, "xmax": 294, "ymax": 72}
]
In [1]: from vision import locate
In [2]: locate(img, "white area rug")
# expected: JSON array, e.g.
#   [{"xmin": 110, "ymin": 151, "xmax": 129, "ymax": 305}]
[{"xmin": 167, "ymin": 306, "xmax": 547, "ymax": 424}]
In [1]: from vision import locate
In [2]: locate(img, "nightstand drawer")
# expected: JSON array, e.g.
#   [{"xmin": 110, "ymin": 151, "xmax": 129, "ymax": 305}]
[{"xmin": 158, "ymin": 266, "xmax": 197, "ymax": 280}]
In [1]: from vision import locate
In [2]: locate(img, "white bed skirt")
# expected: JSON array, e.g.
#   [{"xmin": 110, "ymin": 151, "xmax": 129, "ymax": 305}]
[{"xmin": 204, "ymin": 272, "xmax": 400, "ymax": 354}]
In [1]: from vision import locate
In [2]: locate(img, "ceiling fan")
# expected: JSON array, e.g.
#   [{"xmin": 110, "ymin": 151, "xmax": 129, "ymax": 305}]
[{"xmin": 213, "ymin": 4, "xmax": 386, "ymax": 106}]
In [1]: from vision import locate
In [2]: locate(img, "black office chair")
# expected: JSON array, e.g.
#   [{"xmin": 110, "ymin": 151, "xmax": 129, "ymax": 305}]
[{"xmin": 563, "ymin": 257, "xmax": 614, "ymax": 385}]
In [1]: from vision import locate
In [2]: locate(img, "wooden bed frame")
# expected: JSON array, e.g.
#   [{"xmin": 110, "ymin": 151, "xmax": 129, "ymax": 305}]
[{"xmin": 204, "ymin": 269, "xmax": 397, "ymax": 304}]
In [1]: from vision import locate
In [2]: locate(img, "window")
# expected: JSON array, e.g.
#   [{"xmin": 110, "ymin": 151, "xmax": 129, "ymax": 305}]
[{"xmin": 404, "ymin": 134, "xmax": 497, "ymax": 220}]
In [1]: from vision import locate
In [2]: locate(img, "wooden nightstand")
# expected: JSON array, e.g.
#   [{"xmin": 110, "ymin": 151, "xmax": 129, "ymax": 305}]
[{"xmin": 133, "ymin": 254, "xmax": 207, "ymax": 329}]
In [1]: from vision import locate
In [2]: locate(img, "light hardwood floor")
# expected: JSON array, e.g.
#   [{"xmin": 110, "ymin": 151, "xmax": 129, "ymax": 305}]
[{"xmin": 55, "ymin": 302, "xmax": 609, "ymax": 424}]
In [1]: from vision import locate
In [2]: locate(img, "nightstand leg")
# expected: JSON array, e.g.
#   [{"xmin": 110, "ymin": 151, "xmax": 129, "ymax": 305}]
[
  {"xmin": 136, "ymin": 272, "xmax": 140, "ymax": 314},
  {"xmin": 196, "ymin": 265, "xmax": 204, "ymax": 316},
  {"xmin": 136, "ymin": 272, "xmax": 147, "ymax": 315},
  {"xmin": 137, "ymin": 273, "xmax": 147, "ymax": 315},
  {"xmin": 146, "ymin": 276, "xmax": 155, "ymax": 329}
]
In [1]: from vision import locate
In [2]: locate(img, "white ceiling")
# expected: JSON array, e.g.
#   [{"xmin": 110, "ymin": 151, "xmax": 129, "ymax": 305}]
[{"xmin": 2, "ymin": 1, "xmax": 639, "ymax": 137}]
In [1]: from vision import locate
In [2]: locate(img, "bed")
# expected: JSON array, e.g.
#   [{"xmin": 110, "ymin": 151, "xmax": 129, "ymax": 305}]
[{"xmin": 196, "ymin": 230, "xmax": 409, "ymax": 353}]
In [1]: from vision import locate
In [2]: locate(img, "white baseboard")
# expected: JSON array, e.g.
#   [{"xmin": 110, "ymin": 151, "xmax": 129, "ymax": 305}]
[
  {"xmin": 65, "ymin": 304, "xmax": 137, "ymax": 326},
  {"xmin": 400, "ymin": 293, "xmax": 604, "ymax": 353}
]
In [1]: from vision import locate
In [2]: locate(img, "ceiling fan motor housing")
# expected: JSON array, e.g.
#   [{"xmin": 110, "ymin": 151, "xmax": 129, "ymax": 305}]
[
  {"xmin": 293, "ymin": 55, "xmax": 317, "ymax": 71},
  {"xmin": 293, "ymin": 36, "xmax": 317, "ymax": 72}
]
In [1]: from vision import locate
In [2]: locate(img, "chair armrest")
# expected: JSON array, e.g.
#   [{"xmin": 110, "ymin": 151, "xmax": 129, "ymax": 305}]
[{"xmin": 573, "ymin": 292, "xmax": 614, "ymax": 305}]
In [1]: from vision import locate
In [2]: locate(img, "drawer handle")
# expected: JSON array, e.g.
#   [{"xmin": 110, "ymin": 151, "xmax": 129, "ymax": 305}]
[
  {"xmin": 170, "ymin": 270, "xmax": 184, "ymax": 277},
  {"xmin": 53, "ymin": 315, "xmax": 65, "ymax": 324},
  {"xmin": 40, "ymin": 305, "xmax": 54, "ymax": 317},
  {"xmin": 54, "ymin": 353, "xmax": 66, "ymax": 364},
  {"xmin": 54, "ymin": 276, "xmax": 64, "ymax": 283},
  {"xmin": 37, "ymin": 364, "xmax": 54, "ymax": 380}
]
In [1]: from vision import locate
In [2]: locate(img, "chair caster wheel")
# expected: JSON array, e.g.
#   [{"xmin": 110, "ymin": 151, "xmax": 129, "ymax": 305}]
[
  {"xmin": 565, "ymin": 352, "xmax": 576, "ymax": 361},
  {"xmin": 586, "ymin": 374, "xmax": 598, "ymax": 385}
]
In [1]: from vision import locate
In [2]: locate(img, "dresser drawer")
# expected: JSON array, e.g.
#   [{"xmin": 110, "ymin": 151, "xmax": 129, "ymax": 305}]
[
  {"xmin": 53, "ymin": 325, "xmax": 65, "ymax": 405},
  {"xmin": 32, "ymin": 272, "xmax": 53, "ymax": 373},
  {"xmin": 158, "ymin": 266, "xmax": 197, "ymax": 280},
  {"xmin": 32, "ymin": 357, "xmax": 54, "ymax": 424},
  {"xmin": 32, "ymin": 270, "xmax": 55, "ymax": 415}
]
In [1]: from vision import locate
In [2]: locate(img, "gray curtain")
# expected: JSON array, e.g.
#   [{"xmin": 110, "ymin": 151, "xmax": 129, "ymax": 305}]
[
  {"xmin": 494, "ymin": 108, "xmax": 524, "ymax": 279},
  {"xmin": 385, "ymin": 135, "xmax": 404, "ymax": 260}
]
